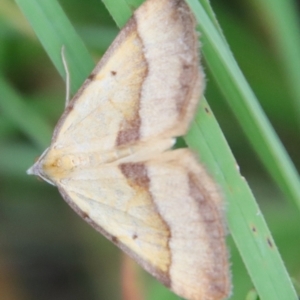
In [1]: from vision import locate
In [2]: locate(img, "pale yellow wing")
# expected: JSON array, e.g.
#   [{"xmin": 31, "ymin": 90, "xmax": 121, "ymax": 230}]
[
  {"xmin": 50, "ymin": 0, "xmax": 203, "ymax": 154},
  {"xmin": 56, "ymin": 149, "xmax": 230, "ymax": 300}
]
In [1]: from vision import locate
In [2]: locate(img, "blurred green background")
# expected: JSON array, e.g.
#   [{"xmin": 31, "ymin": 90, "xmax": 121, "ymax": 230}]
[{"xmin": 1, "ymin": 0, "xmax": 300, "ymax": 299}]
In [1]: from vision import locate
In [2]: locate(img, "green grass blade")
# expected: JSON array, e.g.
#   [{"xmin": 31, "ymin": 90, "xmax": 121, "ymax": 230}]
[
  {"xmin": 186, "ymin": 0, "xmax": 300, "ymax": 209},
  {"xmin": 253, "ymin": 0, "xmax": 300, "ymax": 122},
  {"xmin": 0, "ymin": 74, "xmax": 52, "ymax": 150},
  {"xmin": 0, "ymin": 142, "xmax": 36, "ymax": 177},
  {"xmin": 186, "ymin": 99, "xmax": 298, "ymax": 300},
  {"xmin": 15, "ymin": 0, "xmax": 94, "ymax": 94},
  {"xmin": 101, "ymin": 0, "xmax": 132, "ymax": 28}
]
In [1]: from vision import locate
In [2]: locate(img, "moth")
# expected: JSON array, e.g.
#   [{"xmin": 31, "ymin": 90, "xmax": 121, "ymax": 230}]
[{"xmin": 27, "ymin": 0, "xmax": 231, "ymax": 299}]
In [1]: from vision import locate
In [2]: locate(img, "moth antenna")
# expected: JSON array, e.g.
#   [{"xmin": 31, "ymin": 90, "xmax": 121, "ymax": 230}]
[{"xmin": 61, "ymin": 45, "xmax": 70, "ymax": 107}]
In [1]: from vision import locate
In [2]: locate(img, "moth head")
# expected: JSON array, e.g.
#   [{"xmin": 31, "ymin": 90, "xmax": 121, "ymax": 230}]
[
  {"xmin": 27, "ymin": 147, "xmax": 56, "ymax": 185},
  {"xmin": 27, "ymin": 147, "xmax": 72, "ymax": 185}
]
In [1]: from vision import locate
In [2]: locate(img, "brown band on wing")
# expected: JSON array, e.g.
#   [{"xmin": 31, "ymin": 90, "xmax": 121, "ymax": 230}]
[
  {"xmin": 115, "ymin": 18, "xmax": 148, "ymax": 147},
  {"xmin": 131, "ymin": 0, "xmax": 203, "ymax": 141},
  {"xmin": 188, "ymin": 172, "xmax": 230, "ymax": 298},
  {"xmin": 116, "ymin": 114, "xmax": 141, "ymax": 146},
  {"xmin": 174, "ymin": 0, "xmax": 201, "ymax": 119},
  {"xmin": 119, "ymin": 162, "xmax": 172, "ymax": 288},
  {"xmin": 136, "ymin": 0, "xmax": 200, "ymax": 120},
  {"xmin": 120, "ymin": 163, "xmax": 150, "ymax": 188}
]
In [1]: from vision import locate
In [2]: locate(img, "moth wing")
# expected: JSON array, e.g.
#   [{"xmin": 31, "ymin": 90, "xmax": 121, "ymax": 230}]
[
  {"xmin": 56, "ymin": 149, "xmax": 230, "ymax": 300},
  {"xmin": 51, "ymin": 0, "xmax": 203, "ymax": 153}
]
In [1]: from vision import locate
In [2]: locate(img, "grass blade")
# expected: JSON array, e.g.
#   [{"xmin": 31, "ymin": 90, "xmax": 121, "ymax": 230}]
[
  {"xmin": 15, "ymin": 0, "xmax": 94, "ymax": 94},
  {"xmin": 187, "ymin": 0, "xmax": 300, "ymax": 209},
  {"xmin": 0, "ymin": 74, "xmax": 52, "ymax": 150},
  {"xmin": 252, "ymin": 0, "xmax": 300, "ymax": 123},
  {"xmin": 186, "ymin": 99, "xmax": 298, "ymax": 300}
]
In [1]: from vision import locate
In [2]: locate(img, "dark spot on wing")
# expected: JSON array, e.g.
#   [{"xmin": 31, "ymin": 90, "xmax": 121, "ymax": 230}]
[
  {"xmin": 82, "ymin": 212, "xmax": 90, "ymax": 220},
  {"xmin": 88, "ymin": 73, "xmax": 96, "ymax": 80},
  {"xmin": 112, "ymin": 236, "xmax": 119, "ymax": 244}
]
